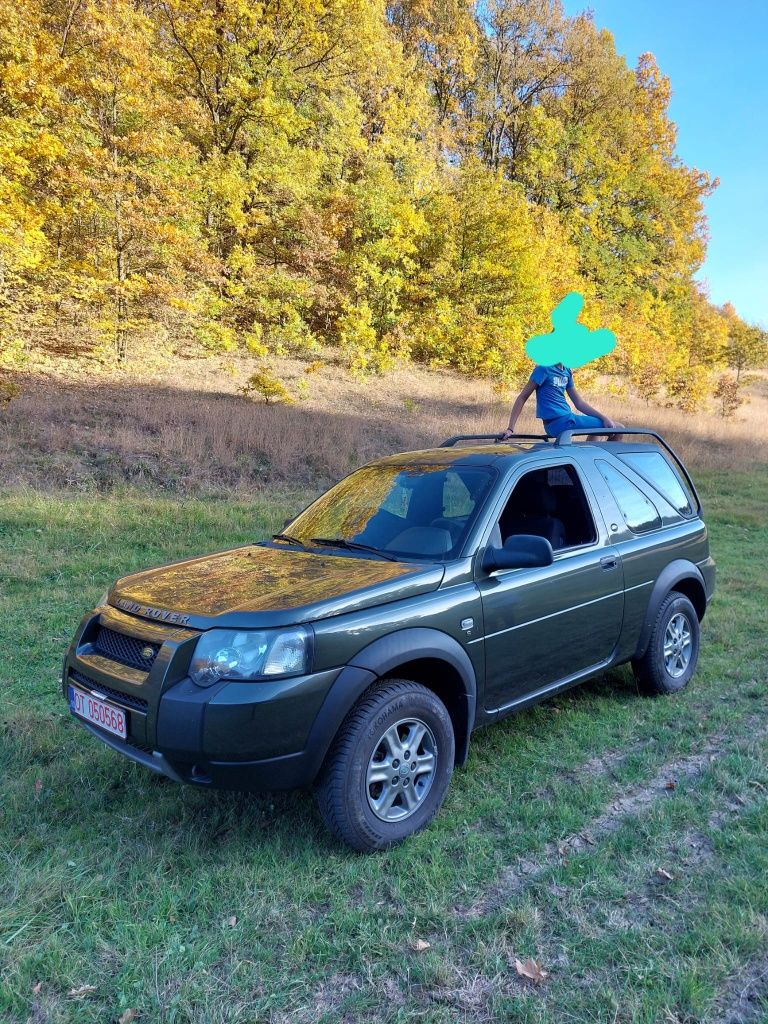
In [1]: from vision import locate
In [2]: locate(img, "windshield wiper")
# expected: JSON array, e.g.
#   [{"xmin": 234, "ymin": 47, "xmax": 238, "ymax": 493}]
[
  {"xmin": 271, "ymin": 533, "xmax": 307, "ymax": 547},
  {"xmin": 310, "ymin": 537, "xmax": 399, "ymax": 561}
]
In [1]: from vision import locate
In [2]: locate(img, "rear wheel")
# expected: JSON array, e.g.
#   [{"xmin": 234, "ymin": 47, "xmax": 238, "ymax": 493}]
[
  {"xmin": 316, "ymin": 679, "xmax": 455, "ymax": 852},
  {"xmin": 633, "ymin": 591, "xmax": 700, "ymax": 695}
]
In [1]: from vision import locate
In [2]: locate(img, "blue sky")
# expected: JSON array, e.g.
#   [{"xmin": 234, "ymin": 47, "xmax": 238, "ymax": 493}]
[{"xmin": 564, "ymin": 0, "xmax": 768, "ymax": 327}]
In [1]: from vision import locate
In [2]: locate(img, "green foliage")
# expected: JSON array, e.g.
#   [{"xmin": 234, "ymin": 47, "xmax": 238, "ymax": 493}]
[
  {"xmin": 722, "ymin": 305, "xmax": 768, "ymax": 382},
  {"xmin": 0, "ymin": 0, "xmax": 756, "ymax": 391}
]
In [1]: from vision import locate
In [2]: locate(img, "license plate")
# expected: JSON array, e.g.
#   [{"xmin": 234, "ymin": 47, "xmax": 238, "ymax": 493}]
[{"xmin": 69, "ymin": 685, "xmax": 127, "ymax": 740}]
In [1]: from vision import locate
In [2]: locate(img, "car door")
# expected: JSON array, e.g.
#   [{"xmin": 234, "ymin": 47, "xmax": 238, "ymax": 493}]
[{"xmin": 474, "ymin": 458, "xmax": 624, "ymax": 712}]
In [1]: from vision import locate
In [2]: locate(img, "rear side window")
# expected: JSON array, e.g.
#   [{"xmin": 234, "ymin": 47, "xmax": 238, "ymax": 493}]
[
  {"xmin": 597, "ymin": 462, "xmax": 662, "ymax": 534},
  {"xmin": 617, "ymin": 452, "xmax": 694, "ymax": 515}
]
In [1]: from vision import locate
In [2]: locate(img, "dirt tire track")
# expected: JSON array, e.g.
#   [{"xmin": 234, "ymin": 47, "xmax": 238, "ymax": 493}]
[
  {"xmin": 705, "ymin": 956, "xmax": 768, "ymax": 1024},
  {"xmin": 458, "ymin": 734, "xmax": 730, "ymax": 919}
]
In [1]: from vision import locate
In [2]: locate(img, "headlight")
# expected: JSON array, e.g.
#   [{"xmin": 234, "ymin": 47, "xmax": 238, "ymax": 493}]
[{"xmin": 189, "ymin": 627, "xmax": 312, "ymax": 687}]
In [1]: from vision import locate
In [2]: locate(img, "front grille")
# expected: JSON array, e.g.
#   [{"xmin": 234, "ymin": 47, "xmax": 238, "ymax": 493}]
[
  {"xmin": 94, "ymin": 626, "xmax": 159, "ymax": 672},
  {"xmin": 69, "ymin": 669, "xmax": 149, "ymax": 713}
]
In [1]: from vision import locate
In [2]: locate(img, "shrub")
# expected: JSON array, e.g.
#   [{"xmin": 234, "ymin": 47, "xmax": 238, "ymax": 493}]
[
  {"xmin": 0, "ymin": 378, "xmax": 20, "ymax": 405},
  {"xmin": 713, "ymin": 374, "xmax": 743, "ymax": 419},
  {"xmin": 241, "ymin": 368, "xmax": 294, "ymax": 404}
]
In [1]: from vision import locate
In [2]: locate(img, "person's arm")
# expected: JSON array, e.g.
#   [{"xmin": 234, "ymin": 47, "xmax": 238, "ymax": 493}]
[
  {"xmin": 500, "ymin": 377, "xmax": 537, "ymax": 438},
  {"xmin": 567, "ymin": 383, "xmax": 618, "ymax": 429}
]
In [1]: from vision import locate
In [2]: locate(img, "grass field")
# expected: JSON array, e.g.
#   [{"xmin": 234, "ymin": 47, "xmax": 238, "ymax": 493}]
[{"xmin": 1, "ymin": 466, "xmax": 767, "ymax": 1024}]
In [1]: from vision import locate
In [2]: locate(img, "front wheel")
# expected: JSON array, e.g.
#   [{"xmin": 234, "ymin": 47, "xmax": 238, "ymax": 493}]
[
  {"xmin": 316, "ymin": 679, "xmax": 455, "ymax": 852},
  {"xmin": 633, "ymin": 591, "xmax": 700, "ymax": 695}
]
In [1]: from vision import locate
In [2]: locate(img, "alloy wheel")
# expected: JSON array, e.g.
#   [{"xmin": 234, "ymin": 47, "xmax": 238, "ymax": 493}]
[{"xmin": 366, "ymin": 717, "xmax": 437, "ymax": 822}]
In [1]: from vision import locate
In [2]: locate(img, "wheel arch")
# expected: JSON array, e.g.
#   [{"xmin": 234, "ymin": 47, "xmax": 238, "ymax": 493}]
[
  {"xmin": 304, "ymin": 628, "xmax": 477, "ymax": 781},
  {"xmin": 348, "ymin": 628, "xmax": 477, "ymax": 768},
  {"xmin": 634, "ymin": 560, "xmax": 707, "ymax": 660}
]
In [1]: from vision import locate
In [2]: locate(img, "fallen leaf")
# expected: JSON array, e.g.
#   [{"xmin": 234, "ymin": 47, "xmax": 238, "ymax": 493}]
[
  {"xmin": 557, "ymin": 841, "xmax": 570, "ymax": 858},
  {"xmin": 656, "ymin": 867, "xmax": 674, "ymax": 881},
  {"xmin": 118, "ymin": 1009, "xmax": 138, "ymax": 1024},
  {"xmin": 67, "ymin": 984, "xmax": 97, "ymax": 999},
  {"xmin": 226, "ymin": 915, "xmax": 238, "ymax": 928},
  {"xmin": 32, "ymin": 982, "xmax": 42, "ymax": 996},
  {"xmin": 410, "ymin": 938, "xmax": 431, "ymax": 952},
  {"xmin": 580, "ymin": 831, "xmax": 596, "ymax": 846},
  {"xmin": 34, "ymin": 779, "xmax": 43, "ymax": 795},
  {"xmin": 514, "ymin": 957, "xmax": 549, "ymax": 984},
  {"xmin": 664, "ymin": 779, "xmax": 677, "ymax": 790}
]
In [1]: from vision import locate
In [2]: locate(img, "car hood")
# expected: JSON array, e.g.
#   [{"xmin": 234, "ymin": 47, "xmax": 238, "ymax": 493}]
[{"xmin": 110, "ymin": 545, "xmax": 445, "ymax": 629}]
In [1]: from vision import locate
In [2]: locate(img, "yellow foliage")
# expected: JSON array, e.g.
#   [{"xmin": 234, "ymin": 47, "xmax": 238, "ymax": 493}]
[
  {"xmin": 0, "ymin": 0, "xmax": 754, "ymax": 401},
  {"xmin": 241, "ymin": 368, "xmax": 294, "ymax": 404}
]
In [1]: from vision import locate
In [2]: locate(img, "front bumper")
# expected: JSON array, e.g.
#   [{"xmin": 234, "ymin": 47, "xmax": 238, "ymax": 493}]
[
  {"xmin": 63, "ymin": 605, "xmax": 344, "ymax": 790},
  {"xmin": 77, "ymin": 716, "xmax": 334, "ymax": 790}
]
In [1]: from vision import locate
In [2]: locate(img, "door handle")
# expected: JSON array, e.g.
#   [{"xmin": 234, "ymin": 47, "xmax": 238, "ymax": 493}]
[{"xmin": 600, "ymin": 555, "xmax": 618, "ymax": 570}]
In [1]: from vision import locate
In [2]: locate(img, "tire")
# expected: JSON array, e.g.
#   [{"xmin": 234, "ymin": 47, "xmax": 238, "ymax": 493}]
[
  {"xmin": 633, "ymin": 591, "xmax": 700, "ymax": 695},
  {"xmin": 315, "ymin": 679, "xmax": 455, "ymax": 852}
]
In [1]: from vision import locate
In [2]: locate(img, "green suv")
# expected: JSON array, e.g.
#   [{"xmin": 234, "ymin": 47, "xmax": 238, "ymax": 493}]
[{"xmin": 62, "ymin": 428, "xmax": 715, "ymax": 851}]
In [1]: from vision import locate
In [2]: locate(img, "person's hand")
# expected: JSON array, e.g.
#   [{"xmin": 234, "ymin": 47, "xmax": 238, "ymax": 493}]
[
  {"xmin": 602, "ymin": 417, "xmax": 618, "ymax": 429},
  {"xmin": 499, "ymin": 427, "xmax": 515, "ymax": 440}
]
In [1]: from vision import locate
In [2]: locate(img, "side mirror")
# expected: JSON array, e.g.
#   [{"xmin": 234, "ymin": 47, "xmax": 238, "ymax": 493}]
[{"xmin": 482, "ymin": 534, "xmax": 554, "ymax": 573}]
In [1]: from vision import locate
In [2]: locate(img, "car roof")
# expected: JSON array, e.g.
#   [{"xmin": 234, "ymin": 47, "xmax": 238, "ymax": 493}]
[
  {"xmin": 372, "ymin": 442, "xmax": 554, "ymax": 468},
  {"xmin": 370, "ymin": 439, "xmax": 666, "ymax": 469}
]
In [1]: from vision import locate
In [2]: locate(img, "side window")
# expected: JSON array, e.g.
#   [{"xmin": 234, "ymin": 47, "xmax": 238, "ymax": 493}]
[
  {"xmin": 496, "ymin": 464, "xmax": 597, "ymax": 551},
  {"xmin": 617, "ymin": 452, "xmax": 694, "ymax": 516},
  {"xmin": 598, "ymin": 461, "xmax": 661, "ymax": 534}
]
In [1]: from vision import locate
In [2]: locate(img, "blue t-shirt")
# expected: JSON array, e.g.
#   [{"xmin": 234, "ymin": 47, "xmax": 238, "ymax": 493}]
[{"xmin": 531, "ymin": 364, "xmax": 573, "ymax": 422}]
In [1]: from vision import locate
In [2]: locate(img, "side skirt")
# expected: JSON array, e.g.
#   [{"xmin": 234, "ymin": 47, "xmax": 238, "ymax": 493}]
[{"xmin": 485, "ymin": 655, "xmax": 629, "ymax": 721}]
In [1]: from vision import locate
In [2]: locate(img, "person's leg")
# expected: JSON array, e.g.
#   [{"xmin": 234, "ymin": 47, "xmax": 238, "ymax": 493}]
[
  {"xmin": 542, "ymin": 414, "xmax": 576, "ymax": 438},
  {"xmin": 577, "ymin": 415, "xmax": 626, "ymax": 441},
  {"xmin": 570, "ymin": 414, "xmax": 605, "ymax": 440}
]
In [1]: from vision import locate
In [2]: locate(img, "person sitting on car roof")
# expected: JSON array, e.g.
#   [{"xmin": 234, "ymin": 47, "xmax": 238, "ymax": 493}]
[{"xmin": 500, "ymin": 363, "xmax": 624, "ymax": 440}]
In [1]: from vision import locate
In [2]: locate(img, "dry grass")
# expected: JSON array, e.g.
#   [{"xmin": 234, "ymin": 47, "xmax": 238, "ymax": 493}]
[{"xmin": 2, "ymin": 353, "xmax": 766, "ymax": 494}]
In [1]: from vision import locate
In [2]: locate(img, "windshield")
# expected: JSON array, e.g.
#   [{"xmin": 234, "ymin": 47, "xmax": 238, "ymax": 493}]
[{"xmin": 285, "ymin": 464, "xmax": 495, "ymax": 560}]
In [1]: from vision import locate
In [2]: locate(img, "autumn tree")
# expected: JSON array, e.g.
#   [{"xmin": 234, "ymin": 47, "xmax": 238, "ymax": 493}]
[
  {"xmin": 0, "ymin": 0, "xmax": 757, "ymax": 392},
  {"xmin": 721, "ymin": 304, "xmax": 768, "ymax": 382}
]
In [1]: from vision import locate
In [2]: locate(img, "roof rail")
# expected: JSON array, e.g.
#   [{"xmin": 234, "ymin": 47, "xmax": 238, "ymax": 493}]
[
  {"xmin": 440, "ymin": 433, "xmax": 550, "ymax": 448},
  {"xmin": 554, "ymin": 427, "xmax": 701, "ymax": 515},
  {"xmin": 554, "ymin": 426, "xmax": 667, "ymax": 446}
]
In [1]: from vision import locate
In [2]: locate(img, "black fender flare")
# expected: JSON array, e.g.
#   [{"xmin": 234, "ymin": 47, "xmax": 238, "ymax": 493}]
[
  {"xmin": 303, "ymin": 628, "xmax": 478, "ymax": 780},
  {"xmin": 634, "ymin": 559, "xmax": 707, "ymax": 660}
]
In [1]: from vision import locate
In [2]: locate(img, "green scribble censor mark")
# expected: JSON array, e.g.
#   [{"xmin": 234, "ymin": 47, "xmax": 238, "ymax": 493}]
[{"xmin": 525, "ymin": 292, "xmax": 616, "ymax": 369}]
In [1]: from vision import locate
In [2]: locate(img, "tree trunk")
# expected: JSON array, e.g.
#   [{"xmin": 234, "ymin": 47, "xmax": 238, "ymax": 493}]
[{"xmin": 112, "ymin": 87, "xmax": 128, "ymax": 364}]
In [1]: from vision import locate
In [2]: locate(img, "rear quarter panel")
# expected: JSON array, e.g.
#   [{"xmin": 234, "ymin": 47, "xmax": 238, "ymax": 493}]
[{"xmin": 580, "ymin": 456, "xmax": 710, "ymax": 663}]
